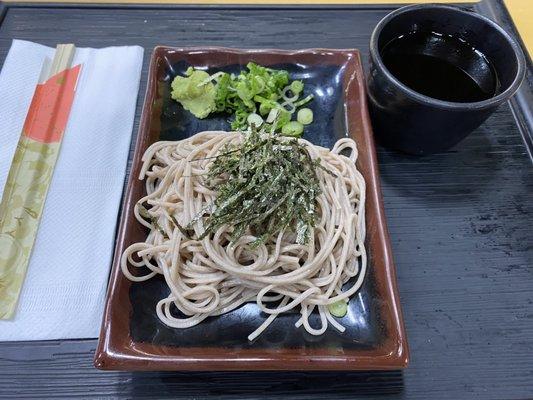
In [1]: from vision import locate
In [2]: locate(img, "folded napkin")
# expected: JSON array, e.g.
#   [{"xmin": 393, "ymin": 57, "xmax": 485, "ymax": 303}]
[{"xmin": 0, "ymin": 40, "xmax": 143, "ymax": 341}]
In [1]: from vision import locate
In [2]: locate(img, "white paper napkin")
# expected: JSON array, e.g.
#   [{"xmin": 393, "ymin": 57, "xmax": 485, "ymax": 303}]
[{"xmin": 0, "ymin": 40, "xmax": 144, "ymax": 341}]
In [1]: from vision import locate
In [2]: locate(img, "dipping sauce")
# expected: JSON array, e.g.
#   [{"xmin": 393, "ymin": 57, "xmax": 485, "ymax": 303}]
[{"xmin": 381, "ymin": 31, "xmax": 499, "ymax": 103}]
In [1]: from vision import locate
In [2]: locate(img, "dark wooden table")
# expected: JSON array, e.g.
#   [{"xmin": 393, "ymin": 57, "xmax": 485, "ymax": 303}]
[{"xmin": 0, "ymin": 2, "xmax": 532, "ymax": 399}]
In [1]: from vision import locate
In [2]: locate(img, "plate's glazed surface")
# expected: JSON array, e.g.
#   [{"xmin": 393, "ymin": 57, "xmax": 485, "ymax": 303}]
[{"xmin": 94, "ymin": 47, "xmax": 408, "ymax": 371}]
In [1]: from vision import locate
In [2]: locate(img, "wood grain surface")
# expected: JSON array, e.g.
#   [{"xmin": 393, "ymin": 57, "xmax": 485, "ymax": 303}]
[{"xmin": 0, "ymin": 3, "xmax": 532, "ymax": 399}]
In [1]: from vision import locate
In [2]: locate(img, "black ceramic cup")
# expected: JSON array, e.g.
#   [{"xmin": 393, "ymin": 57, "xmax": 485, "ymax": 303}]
[{"xmin": 367, "ymin": 4, "xmax": 526, "ymax": 155}]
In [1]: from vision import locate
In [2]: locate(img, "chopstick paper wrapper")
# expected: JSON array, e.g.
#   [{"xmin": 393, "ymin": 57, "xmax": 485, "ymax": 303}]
[{"xmin": 0, "ymin": 44, "xmax": 81, "ymax": 319}]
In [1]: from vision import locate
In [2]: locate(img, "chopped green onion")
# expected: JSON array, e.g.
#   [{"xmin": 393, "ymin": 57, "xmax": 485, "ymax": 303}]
[
  {"xmin": 273, "ymin": 109, "xmax": 291, "ymax": 130},
  {"xmin": 266, "ymin": 108, "xmax": 280, "ymax": 123},
  {"xmin": 281, "ymin": 121, "xmax": 304, "ymax": 137},
  {"xmin": 197, "ymin": 71, "xmax": 225, "ymax": 87},
  {"xmin": 297, "ymin": 108, "xmax": 313, "ymax": 125},
  {"xmin": 290, "ymin": 80, "xmax": 304, "ymax": 94},
  {"xmin": 328, "ymin": 300, "xmax": 348, "ymax": 318},
  {"xmin": 259, "ymin": 102, "xmax": 271, "ymax": 115},
  {"xmin": 247, "ymin": 113, "xmax": 263, "ymax": 127},
  {"xmin": 281, "ymin": 85, "xmax": 299, "ymax": 102},
  {"xmin": 280, "ymin": 101, "xmax": 296, "ymax": 114},
  {"xmin": 294, "ymin": 94, "xmax": 314, "ymax": 107}
]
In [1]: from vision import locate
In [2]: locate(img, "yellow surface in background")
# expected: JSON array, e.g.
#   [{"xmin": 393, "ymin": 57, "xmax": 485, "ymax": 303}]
[
  {"xmin": 3, "ymin": 0, "xmax": 530, "ymax": 55},
  {"xmin": 505, "ymin": 0, "xmax": 531, "ymax": 57}
]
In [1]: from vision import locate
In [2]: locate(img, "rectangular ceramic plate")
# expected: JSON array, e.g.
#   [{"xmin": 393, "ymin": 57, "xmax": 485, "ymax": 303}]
[{"xmin": 95, "ymin": 47, "xmax": 408, "ymax": 371}]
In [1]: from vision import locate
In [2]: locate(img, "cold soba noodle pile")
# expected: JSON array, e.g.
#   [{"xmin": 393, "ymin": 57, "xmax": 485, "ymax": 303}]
[{"xmin": 121, "ymin": 130, "xmax": 366, "ymax": 341}]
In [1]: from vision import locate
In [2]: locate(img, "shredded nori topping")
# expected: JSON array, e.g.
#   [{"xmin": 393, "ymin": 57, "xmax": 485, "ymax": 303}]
[{"xmin": 190, "ymin": 128, "xmax": 329, "ymax": 247}]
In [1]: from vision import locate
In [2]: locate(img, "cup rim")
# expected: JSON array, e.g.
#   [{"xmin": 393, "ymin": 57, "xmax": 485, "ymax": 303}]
[{"xmin": 369, "ymin": 3, "xmax": 526, "ymax": 111}]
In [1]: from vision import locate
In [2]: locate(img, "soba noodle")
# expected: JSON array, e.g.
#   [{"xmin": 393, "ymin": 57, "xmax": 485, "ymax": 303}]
[{"xmin": 121, "ymin": 131, "xmax": 366, "ymax": 340}]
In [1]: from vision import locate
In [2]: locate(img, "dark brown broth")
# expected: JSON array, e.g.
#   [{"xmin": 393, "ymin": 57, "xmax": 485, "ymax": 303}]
[{"xmin": 381, "ymin": 31, "xmax": 498, "ymax": 102}]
